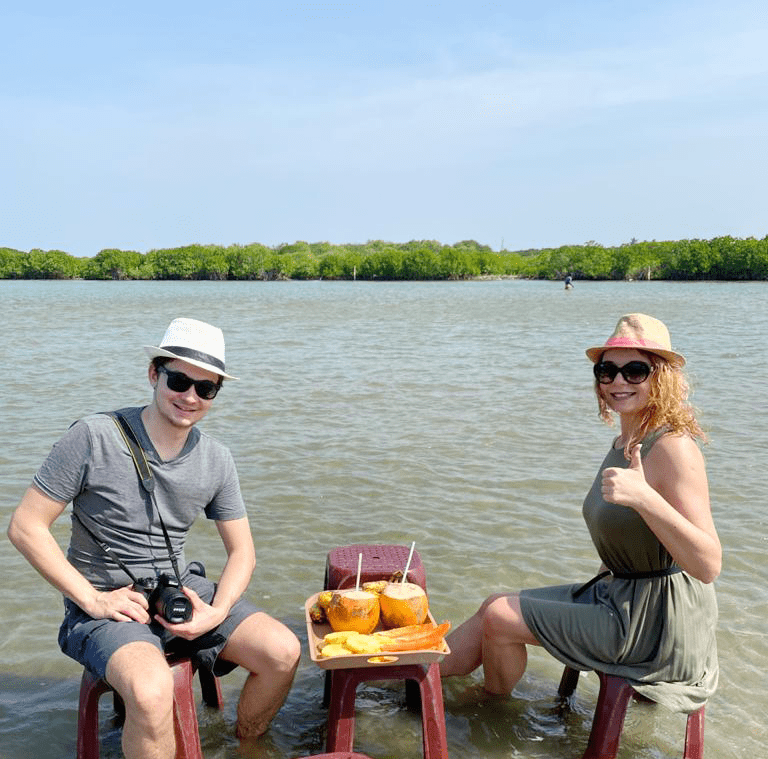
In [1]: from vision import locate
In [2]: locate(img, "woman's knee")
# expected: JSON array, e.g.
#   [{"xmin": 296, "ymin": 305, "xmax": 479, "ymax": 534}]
[
  {"xmin": 479, "ymin": 591, "xmax": 520, "ymax": 618},
  {"xmin": 484, "ymin": 595, "xmax": 522, "ymax": 636},
  {"xmin": 483, "ymin": 595, "xmax": 538, "ymax": 646}
]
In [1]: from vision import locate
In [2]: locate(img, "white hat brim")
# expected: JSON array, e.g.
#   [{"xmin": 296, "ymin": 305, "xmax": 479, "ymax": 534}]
[{"xmin": 144, "ymin": 346, "xmax": 238, "ymax": 380}]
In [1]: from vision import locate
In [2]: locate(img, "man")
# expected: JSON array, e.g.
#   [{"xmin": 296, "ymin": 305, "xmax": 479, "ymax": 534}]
[{"xmin": 8, "ymin": 317, "xmax": 300, "ymax": 759}]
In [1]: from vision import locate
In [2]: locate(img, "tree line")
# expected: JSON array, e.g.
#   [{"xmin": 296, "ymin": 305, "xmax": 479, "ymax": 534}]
[{"xmin": 1, "ymin": 236, "xmax": 767, "ymax": 281}]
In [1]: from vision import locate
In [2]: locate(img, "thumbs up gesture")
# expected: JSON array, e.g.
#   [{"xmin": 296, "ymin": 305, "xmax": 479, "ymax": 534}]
[{"xmin": 601, "ymin": 444, "xmax": 648, "ymax": 508}]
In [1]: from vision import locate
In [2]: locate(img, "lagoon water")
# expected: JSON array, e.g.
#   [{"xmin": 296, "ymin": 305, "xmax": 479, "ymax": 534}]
[{"xmin": 0, "ymin": 278, "xmax": 765, "ymax": 759}]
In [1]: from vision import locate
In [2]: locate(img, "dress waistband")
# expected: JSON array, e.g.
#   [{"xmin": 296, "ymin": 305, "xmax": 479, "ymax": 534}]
[
  {"xmin": 573, "ymin": 566, "xmax": 682, "ymax": 598},
  {"xmin": 612, "ymin": 567, "xmax": 682, "ymax": 580}
]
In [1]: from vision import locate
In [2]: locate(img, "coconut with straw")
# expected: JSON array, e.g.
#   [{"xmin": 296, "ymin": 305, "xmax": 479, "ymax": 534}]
[
  {"xmin": 379, "ymin": 541, "xmax": 429, "ymax": 629},
  {"xmin": 326, "ymin": 552, "xmax": 381, "ymax": 634}
]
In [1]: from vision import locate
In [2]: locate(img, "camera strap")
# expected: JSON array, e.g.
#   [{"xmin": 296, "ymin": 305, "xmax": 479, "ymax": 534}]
[
  {"xmin": 72, "ymin": 412, "xmax": 185, "ymax": 588},
  {"xmin": 109, "ymin": 412, "xmax": 185, "ymax": 587},
  {"xmin": 72, "ymin": 511, "xmax": 142, "ymax": 585}
]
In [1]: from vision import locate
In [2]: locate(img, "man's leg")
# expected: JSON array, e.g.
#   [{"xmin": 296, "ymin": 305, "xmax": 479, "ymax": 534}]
[
  {"xmin": 218, "ymin": 612, "xmax": 301, "ymax": 739},
  {"xmin": 105, "ymin": 641, "xmax": 176, "ymax": 759}
]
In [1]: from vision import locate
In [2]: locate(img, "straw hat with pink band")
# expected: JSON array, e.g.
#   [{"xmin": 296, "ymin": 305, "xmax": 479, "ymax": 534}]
[{"xmin": 585, "ymin": 313, "xmax": 685, "ymax": 367}]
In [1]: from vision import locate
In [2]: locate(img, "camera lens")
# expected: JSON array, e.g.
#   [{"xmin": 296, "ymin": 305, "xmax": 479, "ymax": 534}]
[
  {"xmin": 162, "ymin": 595, "xmax": 193, "ymax": 624},
  {"xmin": 156, "ymin": 583, "xmax": 193, "ymax": 624}
]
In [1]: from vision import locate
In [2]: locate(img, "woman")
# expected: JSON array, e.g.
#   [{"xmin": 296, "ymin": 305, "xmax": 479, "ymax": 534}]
[{"xmin": 441, "ymin": 313, "xmax": 720, "ymax": 714}]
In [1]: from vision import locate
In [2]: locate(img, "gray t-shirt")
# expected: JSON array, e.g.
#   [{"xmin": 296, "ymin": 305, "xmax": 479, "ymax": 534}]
[{"xmin": 34, "ymin": 406, "xmax": 246, "ymax": 590}]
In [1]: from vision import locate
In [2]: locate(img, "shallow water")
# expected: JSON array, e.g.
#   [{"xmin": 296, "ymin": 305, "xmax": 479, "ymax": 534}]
[{"xmin": 1, "ymin": 279, "xmax": 765, "ymax": 758}]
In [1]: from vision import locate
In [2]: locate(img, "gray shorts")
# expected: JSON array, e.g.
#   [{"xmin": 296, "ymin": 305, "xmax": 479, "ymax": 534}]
[{"xmin": 58, "ymin": 571, "xmax": 260, "ymax": 679}]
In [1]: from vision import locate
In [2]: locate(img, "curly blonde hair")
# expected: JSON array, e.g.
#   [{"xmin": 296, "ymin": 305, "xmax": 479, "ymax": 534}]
[{"xmin": 595, "ymin": 351, "xmax": 707, "ymax": 458}]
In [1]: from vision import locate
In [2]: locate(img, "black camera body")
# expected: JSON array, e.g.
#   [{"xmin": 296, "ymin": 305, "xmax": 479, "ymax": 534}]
[{"xmin": 134, "ymin": 572, "xmax": 192, "ymax": 624}]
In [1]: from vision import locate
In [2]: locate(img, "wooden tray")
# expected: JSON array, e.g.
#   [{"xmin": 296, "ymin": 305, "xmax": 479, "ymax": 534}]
[{"xmin": 305, "ymin": 592, "xmax": 450, "ymax": 670}]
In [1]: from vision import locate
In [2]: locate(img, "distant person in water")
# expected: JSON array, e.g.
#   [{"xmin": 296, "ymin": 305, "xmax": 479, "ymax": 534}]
[
  {"xmin": 8, "ymin": 318, "xmax": 300, "ymax": 759},
  {"xmin": 440, "ymin": 313, "xmax": 719, "ymax": 726},
  {"xmin": 564, "ymin": 275, "xmax": 574, "ymax": 289}
]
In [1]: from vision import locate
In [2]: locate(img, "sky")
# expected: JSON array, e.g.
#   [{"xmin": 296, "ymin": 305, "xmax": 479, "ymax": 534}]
[{"xmin": 2, "ymin": 0, "xmax": 767, "ymax": 257}]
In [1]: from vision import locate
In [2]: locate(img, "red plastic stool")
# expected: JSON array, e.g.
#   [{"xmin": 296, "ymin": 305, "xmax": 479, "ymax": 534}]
[
  {"xmin": 325, "ymin": 544, "xmax": 427, "ymax": 592},
  {"xmin": 326, "ymin": 662, "xmax": 448, "ymax": 759},
  {"xmin": 322, "ymin": 545, "xmax": 447, "ymax": 758},
  {"xmin": 323, "ymin": 544, "xmax": 430, "ymax": 708},
  {"xmin": 76, "ymin": 655, "xmax": 223, "ymax": 759},
  {"xmin": 558, "ymin": 666, "xmax": 705, "ymax": 759}
]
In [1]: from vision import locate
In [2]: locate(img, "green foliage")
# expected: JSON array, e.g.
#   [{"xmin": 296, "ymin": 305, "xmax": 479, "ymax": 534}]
[
  {"xmin": 0, "ymin": 247, "xmax": 26, "ymax": 278},
  {"xmin": 2, "ymin": 236, "xmax": 767, "ymax": 281},
  {"xmin": 83, "ymin": 249, "xmax": 145, "ymax": 280},
  {"xmin": 226, "ymin": 243, "xmax": 273, "ymax": 280},
  {"xmin": 8, "ymin": 249, "xmax": 85, "ymax": 279},
  {"xmin": 401, "ymin": 246, "xmax": 441, "ymax": 279}
]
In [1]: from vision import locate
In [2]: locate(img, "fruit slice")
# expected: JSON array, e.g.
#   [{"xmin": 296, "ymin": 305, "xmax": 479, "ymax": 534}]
[{"xmin": 375, "ymin": 621, "xmax": 451, "ymax": 652}]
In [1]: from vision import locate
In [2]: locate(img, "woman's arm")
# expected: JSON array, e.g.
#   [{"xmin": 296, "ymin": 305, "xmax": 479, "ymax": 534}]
[{"xmin": 601, "ymin": 436, "xmax": 721, "ymax": 583}]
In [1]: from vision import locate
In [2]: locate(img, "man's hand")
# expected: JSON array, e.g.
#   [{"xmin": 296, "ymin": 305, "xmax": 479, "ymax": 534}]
[
  {"xmin": 153, "ymin": 586, "xmax": 227, "ymax": 640},
  {"xmin": 87, "ymin": 585, "xmax": 151, "ymax": 624}
]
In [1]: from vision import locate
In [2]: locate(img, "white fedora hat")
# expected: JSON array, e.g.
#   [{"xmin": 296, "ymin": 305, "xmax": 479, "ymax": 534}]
[{"xmin": 144, "ymin": 318, "xmax": 238, "ymax": 380}]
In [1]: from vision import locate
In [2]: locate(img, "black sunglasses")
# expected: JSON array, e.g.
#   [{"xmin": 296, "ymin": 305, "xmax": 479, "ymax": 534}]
[
  {"xmin": 157, "ymin": 365, "xmax": 222, "ymax": 400},
  {"xmin": 593, "ymin": 360, "xmax": 652, "ymax": 385}
]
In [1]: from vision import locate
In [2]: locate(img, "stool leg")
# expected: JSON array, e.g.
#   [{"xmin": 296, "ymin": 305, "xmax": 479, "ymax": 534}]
[
  {"xmin": 326, "ymin": 664, "xmax": 448, "ymax": 759},
  {"xmin": 323, "ymin": 669, "xmax": 332, "ymax": 708},
  {"xmin": 171, "ymin": 660, "xmax": 204, "ymax": 759},
  {"xmin": 326, "ymin": 669, "xmax": 360, "ymax": 753},
  {"xmin": 77, "ymin": 671, "xmax": 112, "ymax": 759},
  {"xmin": 197, "ymin": 665, "xmax": 223, "ymax": 709},
  {"xmin": 683, "ymin": 706, "xmax": 705, "ymax": 759},
  {"xmin": 581, "ymin": 673, "xmax": 635, "ymax": 759},
  {"xmin": 418, "ymin": 663, "xmax": 449, "ymax": 759},
  {"xmin": 558, "ymin": 666, "xmax": 581, "ymax": 700}
]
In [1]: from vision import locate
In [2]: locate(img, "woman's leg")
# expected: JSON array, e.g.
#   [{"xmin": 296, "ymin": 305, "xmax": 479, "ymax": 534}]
[
  {"xmin": 481, "ymin": 594, "xmax": 539, "ymax": 694},
  {"xmin": 440, "ymin": 592, "xmax": 539, "ymax": 695}
]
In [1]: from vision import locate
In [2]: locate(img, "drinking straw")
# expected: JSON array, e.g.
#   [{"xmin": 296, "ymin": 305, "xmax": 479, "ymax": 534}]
[
  {"xmin": 355, "ymin": 552, "xmax": 362, "ymax": 591},
  {"xmin": 401, "ymin": 541, "xmax": 416, "ymax": 583}
]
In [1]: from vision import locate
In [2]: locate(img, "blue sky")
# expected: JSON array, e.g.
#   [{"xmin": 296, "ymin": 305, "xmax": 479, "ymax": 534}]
[{"xmin": 2, "ymin": 1, "xmax": 766, "ymax": 256}]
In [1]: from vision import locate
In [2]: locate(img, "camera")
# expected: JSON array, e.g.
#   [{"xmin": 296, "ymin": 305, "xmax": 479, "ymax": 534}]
[{"xmin": 134, "ymin": 573, "xmax": 192, "ymax": 624}]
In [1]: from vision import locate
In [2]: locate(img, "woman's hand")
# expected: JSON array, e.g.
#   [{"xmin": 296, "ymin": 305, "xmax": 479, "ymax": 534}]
[
  {"xmin": 602, "ymin": 437, "xmax": 722, "ymax": 583},
  {"xmin": 601, "ymin": 444, "xmax": 649, "ymax": 509}
]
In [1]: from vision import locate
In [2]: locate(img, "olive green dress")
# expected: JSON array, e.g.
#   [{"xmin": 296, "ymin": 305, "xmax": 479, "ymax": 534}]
[{"xmin": 519, "ymin": 431, "xmax": 718, "ymax": 713}]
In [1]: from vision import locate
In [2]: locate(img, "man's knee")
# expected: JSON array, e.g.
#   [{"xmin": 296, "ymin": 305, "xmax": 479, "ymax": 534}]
[
  {"xmin": 251, "ymin": 615, "xmax": 301, "ymax": 675},
  {"xmin": 107, "ymin": 643, "xmax": 174, "ymax": 718},
  {"xmin": 224, "ymin": 613, "xmax": 301, "ymax": 676},
  {"xmin": 272, "ymin": 625, "xmax": 301, "ymax": 673}
]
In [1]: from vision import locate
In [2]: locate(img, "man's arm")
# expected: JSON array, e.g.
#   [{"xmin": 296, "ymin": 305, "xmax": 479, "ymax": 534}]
[
  {"xmin": 7, "ymin": 485, "xmax": 151, "ymax": 622},
  {"xmin": 211, "ymin": 515, "xmax": 257, "ymax": 612},
  {"xmin": 155, "ymin": 515, "xmax": 256, "ymax": 639}
]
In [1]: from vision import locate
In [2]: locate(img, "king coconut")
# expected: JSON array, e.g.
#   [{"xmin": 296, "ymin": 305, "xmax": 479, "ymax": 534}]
[{"xmin": 325, "ymin": 581, "xmax": 429, "ymax": 633}]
